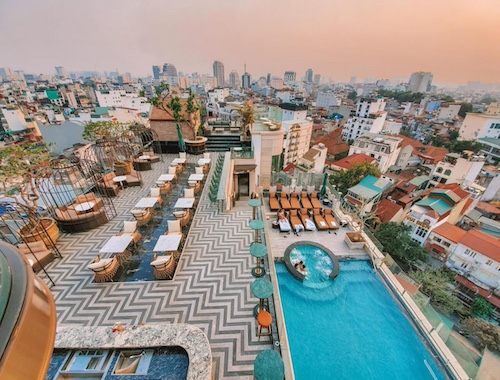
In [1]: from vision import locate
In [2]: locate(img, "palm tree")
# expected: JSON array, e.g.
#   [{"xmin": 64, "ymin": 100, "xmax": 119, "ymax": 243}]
[{"xmin": 238, "ymin": 100, "xmax": 255, "ymax": 134}]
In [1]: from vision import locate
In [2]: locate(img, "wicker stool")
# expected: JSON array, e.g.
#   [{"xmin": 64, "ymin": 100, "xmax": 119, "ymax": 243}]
[{"xmin": 257, "ymin": 310, "xmax": 272, "ymax": 340}]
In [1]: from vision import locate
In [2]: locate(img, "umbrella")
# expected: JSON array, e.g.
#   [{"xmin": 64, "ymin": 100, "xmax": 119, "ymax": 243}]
[
  {"xmin": 320, "ymin": 172, "xmax": 329, "ymax": 197},
  {"xmin": 176, "ymin": 124, "xmax": 186, "ymax": 152},
  {"xmin": 254, "ymin": 350, "xmax": 285, "ymax": 380}
]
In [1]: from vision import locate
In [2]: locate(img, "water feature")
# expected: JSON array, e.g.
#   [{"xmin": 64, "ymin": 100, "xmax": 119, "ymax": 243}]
[
  {"xmin": 114, "ymin": 163, "xmax": 201, "ymax": 282},
  {"xmin": 276, "ymin": 254, "xmax": 447, "ymax": 379}
]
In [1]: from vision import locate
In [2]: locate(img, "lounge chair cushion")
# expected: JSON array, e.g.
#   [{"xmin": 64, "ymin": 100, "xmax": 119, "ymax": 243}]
[
  {"xmin": 123, "ymin": 221, "xmax": 137, "ymax": 234},
  {"xmin": 88, "ymin": 258, "xmax": 113, "ymax": 271},
  {"xmin": 151, "ymin": 188, "xmax": 161, "ymax": 198},
  {"xmin": 167, "ymin": 220, "xmax": 181, "ymax": 233},
  {"xmin": 150, "ymin": 255, "xmax": 171, "ymax": 266}
]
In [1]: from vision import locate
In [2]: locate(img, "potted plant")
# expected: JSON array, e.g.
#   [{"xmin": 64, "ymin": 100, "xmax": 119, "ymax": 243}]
[{"xmin": 0, "ymin": 142, "xmax": 60, "ymax": 244}]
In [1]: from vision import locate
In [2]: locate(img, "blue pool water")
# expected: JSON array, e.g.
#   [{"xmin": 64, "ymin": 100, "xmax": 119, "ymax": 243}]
[{"xmin": 277, "ymin": 254, "xmax": 446, "ymax": 380}]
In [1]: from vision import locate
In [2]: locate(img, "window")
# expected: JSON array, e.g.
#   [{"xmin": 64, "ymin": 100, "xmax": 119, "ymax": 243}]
[
  {"xmin": 436, "ymin": 167, "xmax": 443, "ymax": 173},
  {"xmin": 460, "ymin": 262, "xmax": 468, "ymax": 269},
  {"xmin": 464, "ymin": 249, "xmax": 477, "ymax": 258},
  {"xmin": 444, "ymin": 169, "xmax": 451, "ymax": 176},
  {"xmin": 443, "ymin": 241, "xmax": 451, "ymax": 247},
  {"xmin": 415, "ymin": 226, "xmax": 428, "ymax": 238},
  {"xmin": 485, "ymin": 259, "xmax": 493, "ymax": 266},
  {"xmin": 433, "ymin": 237, "xmax": 442, "ymax": 243}
]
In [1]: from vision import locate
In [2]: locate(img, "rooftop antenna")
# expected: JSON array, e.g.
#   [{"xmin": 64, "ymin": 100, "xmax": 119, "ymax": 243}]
[{"xmin": 244, "ymin": 63, "xmax": 246, "ymax": 73}]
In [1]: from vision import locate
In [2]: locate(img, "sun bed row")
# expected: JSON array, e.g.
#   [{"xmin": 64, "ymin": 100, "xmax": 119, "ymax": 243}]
[
  {"xmin": 285, "ymin": 208, "xmax": 340, "ymax": 231},
  {"xmin": 269, "ymin": 191, "xmax": 323, "ymax": 211}
]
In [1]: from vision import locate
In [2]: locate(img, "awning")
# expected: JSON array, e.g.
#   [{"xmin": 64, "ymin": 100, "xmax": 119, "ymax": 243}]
[
  {"xmin": 455, "ymin": 275, "xmax": 500, "ymax": 308},
  {"xmin": 234, "ymin": 164, "xmax": 256, "ymax": 173},
  {"xmin": 429, "ymin": 243, "xmax": 445, "ymax": 254}
]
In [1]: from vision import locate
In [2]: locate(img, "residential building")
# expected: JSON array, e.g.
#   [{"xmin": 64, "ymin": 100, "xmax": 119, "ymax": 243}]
[
  {"xmin": 348, "ymin": 133, "xmax": 403, "ymax": 173},
  {"xmin": 458, "ymin": 112, "xmax": 500, "ymax": 140},
  {"xmin": 162, "ymin": 63, "xmax": 178, "ymax": 77},
  {"xmin": 0, "ymin": 67, "xmax": 14, "ymax": 80},
  {"xmin": 314, "ymin": 74, "xmax": 321, "ymax": 86},
  {"xmin": 437, "ymin": 103, "xmax": 461, "ymax": 120},
  {"xmin": 375, "ymin": 199, "xmax": 405, "ymax": 223},
  {"xmin": 54, "ymin": 66, "xmax": 67, "ymax": 79},
  {"xmin": 486, "ymin": 102, "xmax": 500, "ymax": 116},
  {"xmin": 383, "ymin": 119, "xmax": 403, "ymax": 135},
  {"xmin": 429, "ymin": 153, "xmax": 485, "ymax": 188},
  {"xmin": 408, "ymin": 71, "xmax": 433, "ymax": 93},
  {"xmin": 95, "ymin": 90, "xmax": 150, "ymax": 114},
  {"xmin": 213, "ymin": 61, "xmax": 225, "ymax": 87},
  {"xmin": 344, "ymin": 175, "xmax": 391, "ymax": 214},
  {"xmin": 228, "ymin": 71, "xmax": 240, "ymax": 88},
  {"xmin": 342, "ymin": 97, "xmax": 387, "ymax": 141},
  {"xmin": 305, "ymin": 69, "xmax": 313, "ymax": 83},
  {"xmin": 269, "ymin": 77, "xmax": 284, "ymax": 90},
  {"xmin": 315, "ymin": 128, "xmax": 351, "ymax": 163},
  {"xmin": 266, "ymin": 103, "xmax": 313, "ymax": 168},
  {"xmin": 395, "ymin": 134, "xmax": 449, "ymax": 169},
  {"xmin": 275, "ymin": 89, "xmax": 293, "ymax": 103},
  {"xmin": 284, "ymin": 71, "xmax": 296, "ymax": 83},
  {"xmin": 0, "ymin": 107, "xmax": 41, "ymax": 137},
  {"xmin": 152, "ymin": 65, "xmax": 161, "ymax": 80},
  {"xmin": 316, "ymin": 92, "xmax": 341, "ymax": 108},
  {"xmin": 329, "ymin": 153, "xmax": 376, "ymax": 172},
  {"xmin": 295, "ymin": 144, "xmax": 328, "ymax": 174},
  {"xmin": 426, "ymin": 222, "xmax": 467, "ymax": 262},
  {"xmin": 242, "ymin": 72, "xmax": 251, "ymax": 89},
  {"xmin": 404, "ymin": 183, "xmax": 471, "ymax": 245}
]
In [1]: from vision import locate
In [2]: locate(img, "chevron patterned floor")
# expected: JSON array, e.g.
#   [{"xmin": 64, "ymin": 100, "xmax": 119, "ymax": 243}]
[{"xmin": 42, "ymin": 153, "xmax": 273, "ymax": 379}]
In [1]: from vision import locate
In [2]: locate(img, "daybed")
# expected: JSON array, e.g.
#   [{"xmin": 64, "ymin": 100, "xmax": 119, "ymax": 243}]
[
  {"xmin": 141, "ymin": 151, "xmax": 160, "ymax": 163},
  {"xmin": 97, "ymin": 172, "xmax": 120, "ymax": 197},
  {"xmin": 133, "ymin": 159, "xmax": 152, "ymax": 171},
  {"xmin": 54, "ymin": 196, "xmax": 108, "ymax": 233},
  {"xmin": 17, "ymin": 241, "xmax": 55, "ymax": 272}
]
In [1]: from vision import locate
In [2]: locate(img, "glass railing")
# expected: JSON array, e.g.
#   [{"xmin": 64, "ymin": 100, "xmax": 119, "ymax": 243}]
[{"xmin": 230, "ymin": 147, "xmax": 254, "ymax": 159}]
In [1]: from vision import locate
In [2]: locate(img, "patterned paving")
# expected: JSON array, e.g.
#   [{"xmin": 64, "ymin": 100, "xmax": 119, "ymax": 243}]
[{"xmin": 42, "ymin": 153, "xmax": 273, "ymax": 379}]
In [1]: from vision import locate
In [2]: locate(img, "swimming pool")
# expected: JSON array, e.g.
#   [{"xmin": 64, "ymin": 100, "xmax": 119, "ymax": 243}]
[{"xmin": 276, "ymin": 248, "xmax": 447, "ymax": 379}]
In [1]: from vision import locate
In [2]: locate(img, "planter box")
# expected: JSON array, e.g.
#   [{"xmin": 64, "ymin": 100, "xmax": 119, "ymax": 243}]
[{"xmin": 345, "ymin": 232, "xmax": 365, "ymax": 249}]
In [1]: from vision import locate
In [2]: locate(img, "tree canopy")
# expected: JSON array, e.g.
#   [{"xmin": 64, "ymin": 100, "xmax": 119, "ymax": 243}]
[
  {"xmin": 463, "ymin": 317, "xmax": 500, "ymax": 353},
  {"xmin": 238, "ymin": 100, "xmax": 255, "ymax": 130},
  {"xmin": 409, "ymin": 268, "xmax": 464, "ymax": 315},
  {"xmin": 347, "ymin": 91, "xmax": 357, "ymax": 101},
  {"xmin": 82, "ymin": 120, "xmax": 130, "ymax": 141},
  {"xmin": 374, "ymin": 222, "xmax": 429, "ymax": 264},
  {"xmin": 469, "ymin": 297, "xmax": 493, "ymax": 319},
  {"xmin": 377, "ymin": 89, "xmax": 424, "ymax": 103},
  {"xmin": 0, "ymin": 142, "xmax": 53, "ymax": 208},
  {"xmin": 458, "ymin": 103, "xmax": 473, "ymax": 118},
  {"xmin": 329, "ymin": 162, "xmax": 381, "ymax": 195}
]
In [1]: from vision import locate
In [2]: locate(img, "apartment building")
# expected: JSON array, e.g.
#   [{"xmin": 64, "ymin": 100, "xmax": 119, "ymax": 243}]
[
  {"xmin": 429, "ymin": 153, "xmax": 485, "ymax": 188},
  {"xmin": 342, "ymin": 97, "xmax": 387, "ymax": 141},
  {"xmin": 404, "ymin": 183, "xmax": 471, "ymax": 245},
  {"xmin": 348, "ymin": 133, "xmax": 403, "ymax": 173},
  {"xmin": 458, "ymin": 112, "xmax": 500, "ymax": 140}
]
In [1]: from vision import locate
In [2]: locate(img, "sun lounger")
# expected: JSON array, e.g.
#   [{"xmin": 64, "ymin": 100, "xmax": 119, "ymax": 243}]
[
  {"xmin": 300, "ymin": 192, "xmax": 313, "ymax": 210},
  {"xmin": 269, "ymin": 192, "xmax": 280, "ymax": 211},
  {"xmin": 279, "ymin": 217, "xmax": 292, "ymax": 232},
  {"xmin": 299, "ymin": 208, "xmax": 316, "ymax": 230},
  {"xmin": 280, "ymin": 192, "xmax": 291, "ymax": 210},
  {"xmin": 323, "ymin": 208, "xmax": 339, "ymax": 230},
  {"xmin": 289, "ymin": 209, "xmax": 304, "ymax": 232},
  {"xmin": 289, "ymin": 192, "xmax": 301, "ymax": 209},
  {"xmin": 313, "ymin": 209, "xmax": 329, "ymax": 230},
  {"xmin": 310, "ymin": 192, "xmax": 323, "ymax": 209}
]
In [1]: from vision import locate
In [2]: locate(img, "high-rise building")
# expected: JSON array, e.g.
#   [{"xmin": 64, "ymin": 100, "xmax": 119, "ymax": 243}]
[
  {"xmin": 0, "ymin": 67, "xmax": 14, "ymax": 80},
  {"xmin": 342, "ymin": 97, "xmax": 387, "ymax": 141},
  {"xmin": 162, "ymin": 63, "xmax": 178, "ymax": 77},
  {"xmin": 152, "ymin": 65, "xmax": 161, "ymax": 80},
  {"xmin": 55, "ymin": 66, "xmax": 67, "ymax": 79},
  {"xmin": 305, "ymin": 68, "xmax": 313, "ymax": 83},
  {"xmin": 408, "ymin": 71, "xmax": 433, "ymax": 93},
  {"xmin": 213, "ymin": 60, "xmax": 225, "ymax": 87},
  {"xmin": 228, "ymin": 70, "xmax": 240, "ymax": 88},
  {"xmin": 284, "ymin": 71, "xmax": 296, "ymax": 83},
  {"xmin": 266, "ymin": 73, "xmax": 271, "ymax": 85},
  {"xmin": 242, "ymin": 72, "xmax": 251, "ymax": 89},
  {"xmin": 314, "ymin": 74, "xmax": 321, "ymax": 86}
]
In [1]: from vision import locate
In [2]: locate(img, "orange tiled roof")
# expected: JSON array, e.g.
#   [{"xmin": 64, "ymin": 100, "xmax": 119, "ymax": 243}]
[
  {"xmin": 375, "ymin": 199, "xmax": 403, "ymax": 222},
  {"xmin": 460, "ymin": 229, "xmax": 500, "ymax": 262},
  {"xmin": 432, "ymin": 222, "xmax": 468, "ymax": 243},
  {"xmin": 314, "ymin": 128, "xmax": 350, "ymax": 156},
  {"xmin": 455, "ymin": 275, "xmax": 500, "ymax": 308},
  {"xmin": 331, "ymin": 153, "xmax": 376, "ymax": 170},
  {"xmin": 394, "ymin": 134, "xmax": 424, "ymax": 149},
  {"xmin": 476, "ymin": 202, "xmax": 500, "ymax": 215}
]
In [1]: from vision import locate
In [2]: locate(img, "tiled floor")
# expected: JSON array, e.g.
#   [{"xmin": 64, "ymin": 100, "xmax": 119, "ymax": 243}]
[{"xmin": 42, "ymin": 153, "xmax": 273, "ymax": 379}]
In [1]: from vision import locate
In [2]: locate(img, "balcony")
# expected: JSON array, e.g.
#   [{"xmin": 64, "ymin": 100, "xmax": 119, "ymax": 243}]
[{"xmin": 231, "ymin": 147, "xmax": 254, "ymax": 159}]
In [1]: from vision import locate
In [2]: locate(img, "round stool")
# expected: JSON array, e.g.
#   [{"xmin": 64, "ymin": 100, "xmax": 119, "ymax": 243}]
[{"xmin": 257, "ymin": 310, "xmax": 272, "ymax": 340}]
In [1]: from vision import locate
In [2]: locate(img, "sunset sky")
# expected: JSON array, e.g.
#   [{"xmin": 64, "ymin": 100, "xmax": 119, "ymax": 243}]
[{"xmin": 1, "ymin": 0, "xmax": 499, "ymax": 84}]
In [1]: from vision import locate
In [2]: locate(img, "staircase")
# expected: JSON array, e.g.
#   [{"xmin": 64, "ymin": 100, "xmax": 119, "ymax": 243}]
[{"xmin": 205, "ymin": 134, "xmax": 244, "ymax": 152}]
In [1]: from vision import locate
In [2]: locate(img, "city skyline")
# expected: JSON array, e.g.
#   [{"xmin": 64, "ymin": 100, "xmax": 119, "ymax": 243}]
[{"xmin": 1, "ymin": 0, "xmax": 499, "ymax": 84}]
